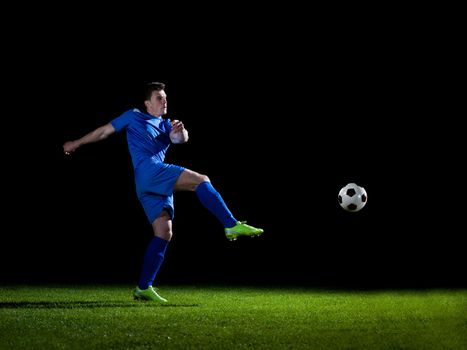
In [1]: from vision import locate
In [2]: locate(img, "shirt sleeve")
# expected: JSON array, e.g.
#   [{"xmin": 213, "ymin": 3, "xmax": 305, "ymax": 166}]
[
  {"xmin": 163, "ymin": 118, "xmax": 173, "ymax": 133},
  {"xmin": 110, "ymin": 109, "xmax": 135, "ymax": 132}
]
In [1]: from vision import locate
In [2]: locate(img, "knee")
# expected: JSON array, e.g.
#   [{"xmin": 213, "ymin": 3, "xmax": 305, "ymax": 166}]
[
  {"xmin": 193, "ymin": 174, "xmax": 210, "ymax": 191},
  {"xmin": 199, "ymin": 174, "xmax": 210, "ymax": 183},
  {"xmin": 154, "ymin": 228, "xmax": 173, "ymax": 241}
]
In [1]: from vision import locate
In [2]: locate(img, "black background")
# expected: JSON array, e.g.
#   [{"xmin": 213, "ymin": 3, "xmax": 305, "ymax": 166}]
[{"xmin": 2, "ymin": 8, "xmax": 464, "ymax": 288}]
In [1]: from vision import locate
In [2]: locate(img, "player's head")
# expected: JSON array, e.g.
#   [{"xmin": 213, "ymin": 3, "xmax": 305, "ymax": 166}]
[{"xmin": 144, "ymin": 82, "xmax": 167, "ymax": 117}]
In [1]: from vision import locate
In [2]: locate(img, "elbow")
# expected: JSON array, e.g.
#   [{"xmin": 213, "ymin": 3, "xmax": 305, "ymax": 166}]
[{"xmin": 100, "ymin": 123, "xmax": 115, "ymax": 140}]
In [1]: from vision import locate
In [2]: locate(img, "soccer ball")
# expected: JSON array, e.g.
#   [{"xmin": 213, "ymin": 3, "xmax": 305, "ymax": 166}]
[{"xmin": 338, "ymin": 183, "xmax": 368, "ymax": 212}]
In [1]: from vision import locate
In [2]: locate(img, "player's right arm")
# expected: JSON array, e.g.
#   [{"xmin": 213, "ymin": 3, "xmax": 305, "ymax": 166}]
[{"xmin": 63, "ymin": 123, "xmax": 116, "ymax": 155}]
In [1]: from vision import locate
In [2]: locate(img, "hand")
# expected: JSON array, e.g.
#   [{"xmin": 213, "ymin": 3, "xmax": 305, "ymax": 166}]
[
  {"xmin": 63, "ymin": 141, "xmax": 78, "ymax": 155},
  {"xmin": 171, "ymin": 120, "xmax": 185, "ymax": 133},
  {"xmin": 170, "ymin": 119, "xmax": 188, "ymax": 144}
]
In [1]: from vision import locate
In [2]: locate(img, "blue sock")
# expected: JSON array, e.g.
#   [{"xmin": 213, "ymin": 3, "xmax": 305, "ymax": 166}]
[
  {"xmin": 138, "ymin": 236, "xmax": 169, "ymax": 290},
  {"xmin": 195, "ymin": 181, "xmax": 237, "ymax": 228}
]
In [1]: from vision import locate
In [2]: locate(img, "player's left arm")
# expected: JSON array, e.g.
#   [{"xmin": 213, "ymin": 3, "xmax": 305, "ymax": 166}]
[{"xmin": 170, "ymin": 120, "xmax": 189, "ymax": 144}]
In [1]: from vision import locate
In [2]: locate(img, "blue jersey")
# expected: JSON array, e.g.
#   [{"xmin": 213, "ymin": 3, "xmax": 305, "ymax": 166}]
[
  {"xmin": 110, "ymin": 108, "xmax": 185, "ymax": 223},
  {"xmin": 110, "ymin": 108, "xmax": 173, "ymax": 169}
]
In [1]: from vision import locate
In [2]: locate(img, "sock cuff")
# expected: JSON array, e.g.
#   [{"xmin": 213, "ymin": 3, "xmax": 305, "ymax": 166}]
[{"xmin": 195, "ymin": 180, "xmax": 211, "ymax": 193}]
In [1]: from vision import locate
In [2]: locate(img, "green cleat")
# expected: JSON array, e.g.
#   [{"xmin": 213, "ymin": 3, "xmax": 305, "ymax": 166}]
[
  {"xmin": 225, "ymin": 221, "xmax": 264, "ymax": 241},
  {"xmin": 133, "ymin": 286, "xmax": 168, "ymax": 303}
]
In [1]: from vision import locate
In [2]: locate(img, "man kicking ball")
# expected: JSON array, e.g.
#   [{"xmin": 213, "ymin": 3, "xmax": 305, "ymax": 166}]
[{"xmin": 63, "ymin": 82, "xmax": 264, "ymax": 302}]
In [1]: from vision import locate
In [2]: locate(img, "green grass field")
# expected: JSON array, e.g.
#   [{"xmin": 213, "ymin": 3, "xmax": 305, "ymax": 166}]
[{"xmin": 0, "ymin": 285, "xmax": 465, "ymax": 349}]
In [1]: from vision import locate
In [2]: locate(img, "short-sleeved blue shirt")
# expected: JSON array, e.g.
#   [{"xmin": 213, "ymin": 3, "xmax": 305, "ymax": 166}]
[{"xmin": 111, "ymin": 108, "xmax": 185, "ymax": 223}]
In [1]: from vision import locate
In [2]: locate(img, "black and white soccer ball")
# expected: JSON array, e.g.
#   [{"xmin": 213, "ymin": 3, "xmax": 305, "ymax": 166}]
[{"xmin": 338, "ymin": 183, "xmax": 368, "ymax": 212}]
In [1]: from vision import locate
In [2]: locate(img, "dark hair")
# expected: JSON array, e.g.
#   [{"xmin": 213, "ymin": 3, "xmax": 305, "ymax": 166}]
[{"xmin": 144, "ymin": 82, "xmax": 166, "ymax": 101}]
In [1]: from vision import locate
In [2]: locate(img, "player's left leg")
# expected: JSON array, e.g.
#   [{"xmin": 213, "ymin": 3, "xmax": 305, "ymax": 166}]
[
  {"xmin": 174, "ymin": 169, "xmax": 263, "ymax": 240},
  {"xmin": 175, "ymin": 169, "xmax": 238, "ymax": 227}
]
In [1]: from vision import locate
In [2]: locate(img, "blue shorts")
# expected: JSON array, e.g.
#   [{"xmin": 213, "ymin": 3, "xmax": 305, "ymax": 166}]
[{"xmin": 135, "ymin": 159, "xmax": 185, "ymax": 224}]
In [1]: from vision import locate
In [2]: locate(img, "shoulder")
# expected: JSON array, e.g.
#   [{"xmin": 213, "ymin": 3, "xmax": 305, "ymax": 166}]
[
  {"xmin": 124, "ymin": 108, "xmax": 141, "ymax": 117},
  {"xmin": 110, "ymin": 108, "xmax": 140, "ymax": 131},
  {"xmin": 114, "ymin": 108, "xmax": 138, "ymax": 118},
  {"xmin": 119, "ymin": 108, "xmax": 149, "ymax": 121}
]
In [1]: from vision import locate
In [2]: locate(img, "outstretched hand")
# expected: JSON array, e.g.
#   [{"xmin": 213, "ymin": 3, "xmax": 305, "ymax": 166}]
[{"xmin": 63, "ymin": 141, "xmax": 78, "ymax": 155}]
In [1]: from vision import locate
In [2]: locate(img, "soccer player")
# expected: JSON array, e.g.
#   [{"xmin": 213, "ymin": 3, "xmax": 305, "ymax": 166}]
[{"xmin": 63, "ymin": 82, "xmax": 263, "ymax": 303}]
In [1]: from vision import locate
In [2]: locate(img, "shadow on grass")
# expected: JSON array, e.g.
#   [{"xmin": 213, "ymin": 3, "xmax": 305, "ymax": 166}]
[{"xmin": 0, "ymin": 301, "xmax": 199, "ymax": 309}]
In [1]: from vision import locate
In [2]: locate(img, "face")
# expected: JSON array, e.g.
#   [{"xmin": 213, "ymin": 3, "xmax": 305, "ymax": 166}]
[{"xmin": 145, "ymin": 90, "xmax": 167, "ymax": 116}]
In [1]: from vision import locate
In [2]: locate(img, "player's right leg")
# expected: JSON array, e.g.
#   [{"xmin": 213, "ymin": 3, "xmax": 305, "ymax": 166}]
[
  {"xmin": 133, "ymin": 210, "xmax": 172, "ymax": 303},
  {"xmin": 133, "ymin": 286, "xmax": 168, "ymax": 302}
]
